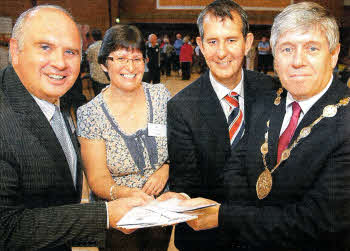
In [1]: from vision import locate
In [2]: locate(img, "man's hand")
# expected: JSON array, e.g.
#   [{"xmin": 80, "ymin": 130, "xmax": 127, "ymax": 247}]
[
  {"xmin": 156, "ymin": 191, "xmax": 190, "ymax": 201},
  {"xmin": 107, "ymin": 197, "xmax": 147, "ymax": 232},
  {"xmin": 142, "ymin": 164, "xmax": 169, "ymax": 196},
  {"xmin": 180, "ymin": 198, "xmax": 220, "ymax": 231}
]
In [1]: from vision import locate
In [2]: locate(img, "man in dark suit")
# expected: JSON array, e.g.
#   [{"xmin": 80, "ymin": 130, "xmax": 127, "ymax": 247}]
[
  {"xmin": 0, "ymin": 5, "xmax": 146, "ymax": 251},
  {"xmin": 166, "ymin": 0, "xmax": 275, "ymax": 250},
  {"xmin": 182, "ymin": 2, "xmax": 350, "ymax": 250},
  {"xmin": 146, "ymin": 34, "xmax": 161, "ymax": 84}
]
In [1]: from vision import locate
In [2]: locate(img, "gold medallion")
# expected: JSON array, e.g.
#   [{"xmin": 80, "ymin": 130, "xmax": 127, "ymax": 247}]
[
  {"xmin": 340, "ymin": 98, "xmax": 350, "ymax": 105},
  {"xmin": 323, "ymin": 105, "xmax": 337, "ymax": 117},
  {"xmin": 260, "ymin": 142, "xmax": 268, "ymax": 154},
  {"xmin": 300, "ymin": 127, "xmax": 311, "ymax": 138},
  {"xmin": 281, "ymin": 149, "xmax": 290, "ymax": 161},
  {"xmin": 256, "ymin": 169, "xmax": 273, "ymax": 200},
  {"xmin": 274, "ymin": 97, "xmax": 281, "ymax": 106}
]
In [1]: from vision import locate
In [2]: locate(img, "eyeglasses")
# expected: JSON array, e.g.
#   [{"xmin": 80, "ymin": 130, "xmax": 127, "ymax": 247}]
[{"xmin": 107, "ymin": 56, "xmax": 145, "ymax": 66}]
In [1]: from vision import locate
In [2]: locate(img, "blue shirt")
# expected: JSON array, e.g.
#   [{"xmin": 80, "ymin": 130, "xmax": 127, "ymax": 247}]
[{"xmin": 174, "ymin": 39, "xmax": 183, "ymax": 56}]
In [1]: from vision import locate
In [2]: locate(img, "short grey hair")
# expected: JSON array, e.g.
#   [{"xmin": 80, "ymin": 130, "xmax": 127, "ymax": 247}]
[
  {"xmin": 10, "ymin": 5, "xmax": 81, "ymax": 61},
  {"xmin": 270, "ymin": 2, "xmax": 339, "ymax": 56},
  {"xmin": 197, "ymin": 0, "xmax": 249, "ymax": 40},
  {"xmin": 148, "ymin": 33, "xmax": 156, "ymax": 41},
  {"xmin": 12, "ymin": 5, "xmax": 76, "ymax": 50}
]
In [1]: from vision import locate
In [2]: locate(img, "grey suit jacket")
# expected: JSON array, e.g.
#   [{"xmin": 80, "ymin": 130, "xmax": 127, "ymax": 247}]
[{"xmin": 0, "ymin": 66, "xmax": 107, "ymax": 251}]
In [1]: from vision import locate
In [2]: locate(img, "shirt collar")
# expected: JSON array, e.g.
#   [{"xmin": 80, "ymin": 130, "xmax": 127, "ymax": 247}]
[
  {"xmin": 31, "ymin": 94, "xmax": 59, "ymax": 122},
  {"xmin": 210, "ymin": 68, "xmax": 245, "ymax": 101},
  {"xmin": 285, "ymin": 75, "xmax": 333, "ymax": 115}
]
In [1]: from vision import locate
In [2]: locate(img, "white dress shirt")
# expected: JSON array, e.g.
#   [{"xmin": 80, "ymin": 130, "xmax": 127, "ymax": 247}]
[
  {"xmin": 210, "ymin": 68, "xmax": 245, "ymax": 123},
  {"xmin": 280, "ymin": 75, "xmax": 333, "ymax": 136}
]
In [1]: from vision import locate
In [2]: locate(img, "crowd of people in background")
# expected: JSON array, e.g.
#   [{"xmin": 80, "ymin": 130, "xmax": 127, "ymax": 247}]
[
  {"xmin": 78, "ymin": 27, "xmax": 209, "ymax": 85},
  {"xmin": 53, "ymin": 23, "xmax": 350, "ymax": 96}
]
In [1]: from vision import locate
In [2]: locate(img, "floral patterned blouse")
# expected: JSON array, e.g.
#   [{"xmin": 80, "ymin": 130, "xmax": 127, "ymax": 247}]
[{"xmin": 77, "ymin": 82, "xmax": 170, "ymax": 189}]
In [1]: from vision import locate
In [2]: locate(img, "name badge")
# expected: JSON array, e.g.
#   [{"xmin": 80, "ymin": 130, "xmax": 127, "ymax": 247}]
[{"xmin": 148, "ymin": 123, "xmax": 166, "ymax": 137}]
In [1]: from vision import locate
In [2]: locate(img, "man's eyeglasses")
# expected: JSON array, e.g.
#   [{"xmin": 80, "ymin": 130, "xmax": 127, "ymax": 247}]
[{"xmin": 107, "ymin": 56, "xmax": 145, "ymax": 66}]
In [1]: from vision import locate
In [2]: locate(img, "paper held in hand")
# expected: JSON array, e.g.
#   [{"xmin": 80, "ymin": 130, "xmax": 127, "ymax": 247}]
[{"xmin": 117, "ymin": 198, "xmax": 219, "ymax": 229}]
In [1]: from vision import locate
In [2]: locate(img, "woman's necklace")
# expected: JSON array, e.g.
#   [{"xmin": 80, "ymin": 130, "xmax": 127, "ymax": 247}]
[{"xmin": 256, "ymin": 88, "xmax": 350, "ymax": 200}]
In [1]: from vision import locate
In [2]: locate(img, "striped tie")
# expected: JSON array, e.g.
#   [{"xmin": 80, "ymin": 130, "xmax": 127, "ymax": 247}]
[
  {"xmin": 51, "ymin": 106, "xmax": 77, "ymax": 187},
  {"xmin": 224, "ymin": 91, "xmax": 245, "ymax": 149}
]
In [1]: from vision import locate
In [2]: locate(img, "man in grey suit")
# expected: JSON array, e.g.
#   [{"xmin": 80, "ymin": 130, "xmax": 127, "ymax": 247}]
[
  {"xmin": 167, "ymin": 0, "xmax": 276, "ymax": 250},
  {"xmin": 0, "ymin": 5, "xmax": 147, "ymax": 251}
]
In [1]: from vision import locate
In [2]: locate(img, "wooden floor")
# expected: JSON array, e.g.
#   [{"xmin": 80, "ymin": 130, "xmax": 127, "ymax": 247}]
[
  {"xmin": 162, "ymin": 72, "xmax": 199, "ymax": 96},
  {"xmin": 75, "ymin": 72, "xmax": 198, "ymax": 251}
]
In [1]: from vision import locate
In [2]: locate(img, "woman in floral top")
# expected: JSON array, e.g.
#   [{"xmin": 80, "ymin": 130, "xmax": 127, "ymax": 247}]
[{"xmin": 77, "ymin": 25, "xmax": 171, "ymax": 250}]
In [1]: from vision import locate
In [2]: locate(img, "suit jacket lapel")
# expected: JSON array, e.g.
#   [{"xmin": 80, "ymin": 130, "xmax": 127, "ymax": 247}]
[
  {"xmin": 243, "ymin": 70, "xmax": 254, "ymax": 130},
  {"xmin": 291, "ymin": 78, "xmax": 346, "ymax": 145},
  {"xmin": 268, "ymin": 90, "xmax": 286, "ymax": 166},
  {"xmin": 62, "ymin": 109, "xmax": 82, "ymax": 195},
  {"xmin": 2, "ymin": 66, "xmax": 76, "ymax": 191},
  {"xmin": 198, "ymin": 71, "xmax": 230, "ymax": 149}
]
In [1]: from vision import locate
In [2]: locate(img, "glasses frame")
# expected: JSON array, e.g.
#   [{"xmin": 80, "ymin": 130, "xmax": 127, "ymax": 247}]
[{"xmin": 107, "ymin": 56, "xmax": 146, "ymax": 66}]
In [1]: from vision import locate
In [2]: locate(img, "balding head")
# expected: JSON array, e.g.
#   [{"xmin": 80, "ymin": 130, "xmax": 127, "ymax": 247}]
[
  {"xmin": 11, "ymin": 5, "xmax": 81, "ymax": 53},
  {"xmin": 10, "ymin": 5, "xmax": 82, "ymax": 103}
]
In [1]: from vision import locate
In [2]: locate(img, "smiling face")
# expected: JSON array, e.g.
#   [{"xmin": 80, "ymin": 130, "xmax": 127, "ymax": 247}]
[
  {"xmin": 274, "ymin": 27, "xmax": 340, "ymax": 101},
  {"xmin": 196, "ymin": 11, "xmax": 253, "ymax": 89},
  {"xmin": 10, "ymin": 8, "xmax": 82, "ymax": 104},
  {"xmin": 101, "ymin": 48, "xmax": 145, "ymax": 92}
]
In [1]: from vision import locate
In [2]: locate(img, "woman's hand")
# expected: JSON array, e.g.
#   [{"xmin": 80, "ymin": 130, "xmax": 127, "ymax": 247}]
[
  {"xmin": 142, "ymin": 164, "xmax": 169, "ymax": 196},
  {"xmin": 117, "ymin": 186, "xmax": 154, "ymax": 202}
]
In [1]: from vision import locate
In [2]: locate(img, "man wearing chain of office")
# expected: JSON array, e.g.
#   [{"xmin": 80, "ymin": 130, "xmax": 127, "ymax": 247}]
[{"xmin": 179, "ymin": 2, "xmax": 350, "ymax": 250}]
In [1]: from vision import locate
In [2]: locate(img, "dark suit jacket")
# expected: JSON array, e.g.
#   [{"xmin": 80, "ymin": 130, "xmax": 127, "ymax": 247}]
[
  {"xmin": 220, "ymin": 77, "xmax": 350, "ymax": 250},
  {"xmin": 167, "ymin": 69, "xmax": 277, "ymax": 250},
  {"xmin": 0, "ymin": 66, "xmax": 107, "ymax": 251}
]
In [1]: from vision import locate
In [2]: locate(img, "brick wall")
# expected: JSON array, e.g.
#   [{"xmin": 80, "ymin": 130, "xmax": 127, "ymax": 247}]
[
  {"xmin": 1, "ymin": 0, "xmax": 119, "ymax": 34},
  {"xmin": 1, "ymin": 0, "xmax": 347, "ymax": 36}
]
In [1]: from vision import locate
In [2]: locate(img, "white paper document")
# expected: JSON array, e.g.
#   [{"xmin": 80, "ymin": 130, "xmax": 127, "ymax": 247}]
[{"xmin": 116, "ymin": 198, "xmax": 218, "ymax": 229}]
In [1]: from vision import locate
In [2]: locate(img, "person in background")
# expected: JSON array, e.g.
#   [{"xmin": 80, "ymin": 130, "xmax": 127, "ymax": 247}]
[
  {"xmin": 77, "ymin": 24, "xmax": 172, "ymax": 251},
  {"xmin": 166, "ymin": 0, "xmax": 276, "ymax": 250},
  {"xmin": 182, "ymin": 2, "xmax": 350, "ymax": 250},
  {"xmin": 257, "ymin": 35, "xmax": 271, "ymax": 74},
  {"xmin": 179, "ymin": 35, "xmax": 193, "ymax": 80},
  {"xmin": 0, "ymin": 35, "xmax": 9, "ymax": 69},
  {"xmin": 245, "ymin": 44, "xmax": 256, "ymax": 71},
  {"xmin": 173, "ymin": 33, "xmax": 183, "ymax": 74},
  {"xmin": 0, "ymin": 5, "xmax": 146, "ymax": 251},
  {"xmin": 86, "ymin": 28, "xmax": 110, "ymax": 96},
  {"xmin": 160, "ymin": 36, "xmax": 167, "ymax": 76},
  {"xmin": 163, "ymin": 37, "xmax": 175, "ymax": 77},
  {"xmin": 146, "ymin": 34, "xmax": 161, "ymax": 84}
]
